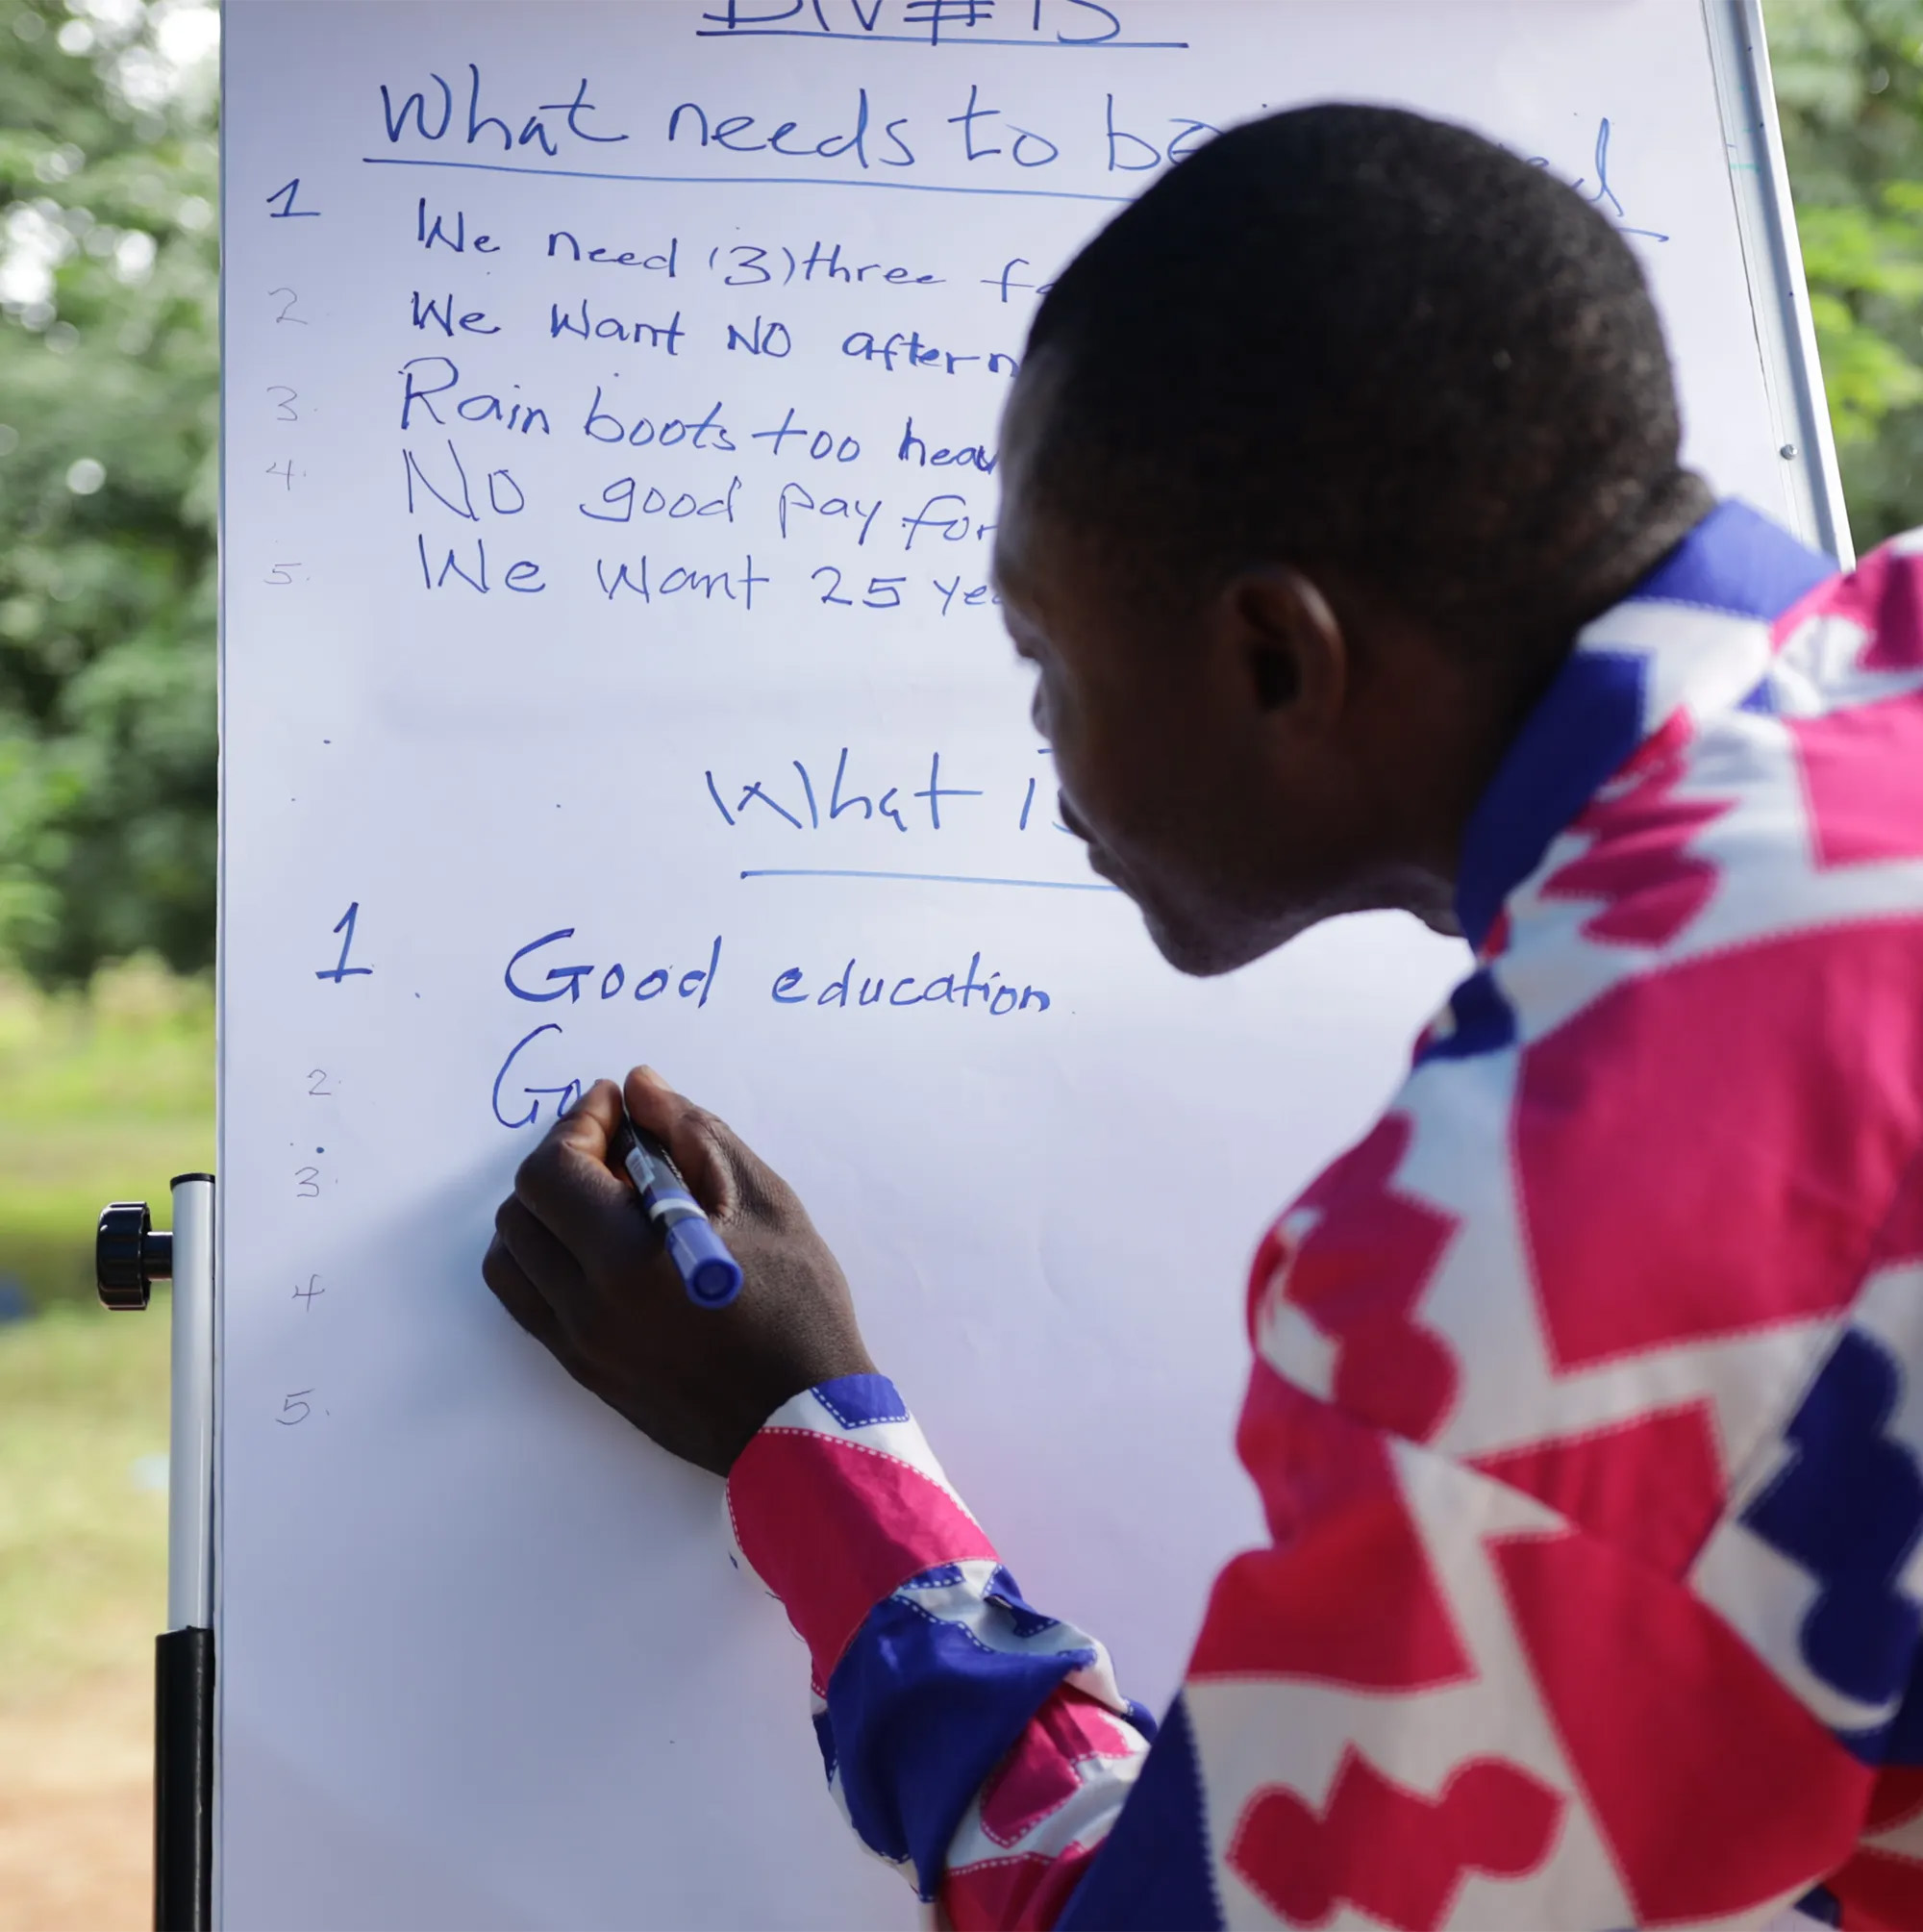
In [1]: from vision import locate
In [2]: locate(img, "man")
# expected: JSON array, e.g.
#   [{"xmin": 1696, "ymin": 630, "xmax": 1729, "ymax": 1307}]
[{"xmin": 484, "ymin": 106, "xmax": 1923, "ymax": 1928}]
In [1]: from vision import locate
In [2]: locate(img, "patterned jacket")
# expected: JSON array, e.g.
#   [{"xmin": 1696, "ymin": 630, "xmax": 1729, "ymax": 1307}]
[{"xmin": 725, "ymin": 502, "xmax": 1923, "ymax": 1930}]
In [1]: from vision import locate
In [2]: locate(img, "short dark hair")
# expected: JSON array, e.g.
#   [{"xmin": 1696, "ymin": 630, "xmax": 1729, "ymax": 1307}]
[{"xmin": 1023, "ymin": 104, "xmax": 1703, "ymax": 658}]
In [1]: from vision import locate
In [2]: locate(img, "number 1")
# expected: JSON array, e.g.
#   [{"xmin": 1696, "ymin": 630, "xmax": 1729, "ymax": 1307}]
[
  {"xmin": 314, "ymin": 902, "xmax": 373, "ymax": 983},
  {"xmin": 266, "ymin": 178, "xmax": 321, "ymax": 219}
]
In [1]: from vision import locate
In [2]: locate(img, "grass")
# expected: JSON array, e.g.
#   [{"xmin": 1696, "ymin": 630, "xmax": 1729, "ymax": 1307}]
[
  {"xmin": 0, "ymin": 962, "xmax": 210, "ymax": 1706},
  {"xmin": 0, "ymin": 962, "xmax": 214, "ymax": 1311},
  {"xmin": 0, "ymin": 1297, "xmax": 170, "ymax": 1707}
]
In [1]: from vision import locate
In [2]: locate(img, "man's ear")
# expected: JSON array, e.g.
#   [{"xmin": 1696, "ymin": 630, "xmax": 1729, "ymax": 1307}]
[{"xmin": 1223, "ymin": 567, "xmax": 1347, "ymax": 730}]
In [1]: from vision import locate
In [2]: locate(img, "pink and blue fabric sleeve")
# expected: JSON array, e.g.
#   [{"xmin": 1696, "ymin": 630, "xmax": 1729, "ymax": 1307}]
[{"xmin": 725, "ymin": 1373, "xmax": 1158, "ymax": 1929}]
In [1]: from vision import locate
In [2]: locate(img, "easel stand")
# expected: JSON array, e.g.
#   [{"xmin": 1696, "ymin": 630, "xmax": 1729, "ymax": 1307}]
[{"xmin": 99, "ymin": 1175, "xmax": 217, "ymax": 1932}]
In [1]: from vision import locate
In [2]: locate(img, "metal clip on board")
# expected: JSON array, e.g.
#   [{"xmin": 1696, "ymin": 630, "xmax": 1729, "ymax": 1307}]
[{"xmin": 98, "ymin": 1175, "xmax": 216, "ymax": 1932}]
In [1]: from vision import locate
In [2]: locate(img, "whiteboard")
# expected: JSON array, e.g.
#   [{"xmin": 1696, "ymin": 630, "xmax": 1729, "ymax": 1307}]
[{"xmin": 216, "ymin": 6, "xmax": 1840, "ymax": 1927}]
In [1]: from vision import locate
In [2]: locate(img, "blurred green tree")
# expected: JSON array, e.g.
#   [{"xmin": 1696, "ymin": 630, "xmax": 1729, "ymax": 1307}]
[
  {"xmin": 0, "ymin": 0, "xmax": 216, "ymax": 986},
  {"xmin": 1767, "ymin": 0, "xmax": 1923, "ymax": 543}
]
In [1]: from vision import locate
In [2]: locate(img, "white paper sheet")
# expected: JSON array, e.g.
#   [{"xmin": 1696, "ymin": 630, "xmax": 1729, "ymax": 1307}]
[{"xmin": 220, "ymin": 6, "xmax": 1798, "ymax": 1923}]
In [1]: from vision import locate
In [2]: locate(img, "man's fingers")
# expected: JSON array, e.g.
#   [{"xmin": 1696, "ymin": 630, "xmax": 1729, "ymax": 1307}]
[
  {"xmin": 513, "ymin": 1077, "xmax": 634, "ymax": 1256},
  {"xmin": 625, "ymin": 1065, "xmax": 740, "ymax": 1219},
  {"xmin": 494, "ymin": 1196, "xmax": 593, "ymax": 1317},
  {"xmin": 482, "ymin": 1233, "xmax": 568, "ymax": 1354}
]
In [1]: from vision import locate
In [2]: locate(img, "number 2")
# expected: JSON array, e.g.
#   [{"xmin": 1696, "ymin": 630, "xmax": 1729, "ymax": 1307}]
[
  {"xmin": 269, "ymin": 287, "xmax": 308, "ymax": 326},
  {"xmin": 308, "ymin": 1068, "xmax": 336, "ymax": 1096}
]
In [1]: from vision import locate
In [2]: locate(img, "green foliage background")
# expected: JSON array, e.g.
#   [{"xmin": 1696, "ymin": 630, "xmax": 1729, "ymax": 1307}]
[
  {"xmin": 0, "ymin": 0, "xmax": 215, "ymax": 990},
  {"xmin": 0, "ymin": 0, "xmax": 1921, "ymax": 986},
  {"xmin": 1770, "ymin": 0, "xmax": 1923, "ymax": 536}
]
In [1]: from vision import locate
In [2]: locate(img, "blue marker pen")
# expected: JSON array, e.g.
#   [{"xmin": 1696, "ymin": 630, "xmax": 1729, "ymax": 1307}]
[{"xmin": 611, "ymin": 1117, "xmax": 743, "ymax": 1308}]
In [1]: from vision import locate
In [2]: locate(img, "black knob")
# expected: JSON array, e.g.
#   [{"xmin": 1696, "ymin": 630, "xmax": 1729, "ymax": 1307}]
[{"xmin": 96, "ymin": 1201, "xmax": 173, "ymax": 1312}]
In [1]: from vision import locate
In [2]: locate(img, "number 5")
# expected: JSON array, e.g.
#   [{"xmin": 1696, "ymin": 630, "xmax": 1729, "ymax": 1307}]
[{"xmin": 277, "ymin": 1390, "xmax": 313, "ymax": 1426}]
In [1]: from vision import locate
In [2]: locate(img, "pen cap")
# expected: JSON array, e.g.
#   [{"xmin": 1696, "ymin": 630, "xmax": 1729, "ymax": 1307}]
[{"xmin": 666, "ymin": 1217, "xmax": 744, "ymax": 1308}]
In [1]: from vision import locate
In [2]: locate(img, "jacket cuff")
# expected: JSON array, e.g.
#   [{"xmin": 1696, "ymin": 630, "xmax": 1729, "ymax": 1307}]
[{"xmin": 727, "ymin": 1375, "xmax": 1000, "ymax": 1690}]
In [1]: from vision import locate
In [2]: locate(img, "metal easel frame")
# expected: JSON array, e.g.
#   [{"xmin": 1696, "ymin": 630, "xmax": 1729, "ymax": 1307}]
[
  {"xmin": 1702, "ymin": 0, "xmax": 1855, "ymax": 565},
  {"xmin": 96, "ymin": 1174, "xmax": 215, "ymax": 1932},
  {"xmin": 158, "ymin": 1175, "xmax": 217, "ymax": 1932}
]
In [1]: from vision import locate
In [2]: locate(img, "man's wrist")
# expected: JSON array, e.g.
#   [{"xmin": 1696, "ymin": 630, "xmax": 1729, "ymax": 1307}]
[{"xmin": 719, "ymin": 1351, "xmax": 879, "ymax": 1472}]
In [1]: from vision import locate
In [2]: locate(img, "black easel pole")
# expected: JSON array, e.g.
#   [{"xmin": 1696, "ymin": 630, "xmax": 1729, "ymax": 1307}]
[
  {"xmin": 154, "ymin": 1625, "xmax": 213, "ymax": 1930},
  {"xmin": 99, "ymin": 1173, "xmax": 217, "ymax": 1932}
]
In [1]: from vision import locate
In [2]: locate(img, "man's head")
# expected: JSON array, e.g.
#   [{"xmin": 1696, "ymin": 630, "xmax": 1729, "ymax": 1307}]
[{"xmin": 995, "ymin": 103, "xmax": 1711, "ymax": 974}]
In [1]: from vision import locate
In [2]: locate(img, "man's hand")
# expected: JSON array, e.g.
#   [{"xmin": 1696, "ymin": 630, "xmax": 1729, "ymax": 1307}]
[{"xmin": 482, "ymin": 1066, "xmax": 875, "ymax": 1476}]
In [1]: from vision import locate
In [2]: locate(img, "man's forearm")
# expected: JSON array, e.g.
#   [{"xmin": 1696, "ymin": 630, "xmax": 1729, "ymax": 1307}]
[{"xmin": 728, "ymin": 1375, "xmax": 1154, "ymax": 1924}]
